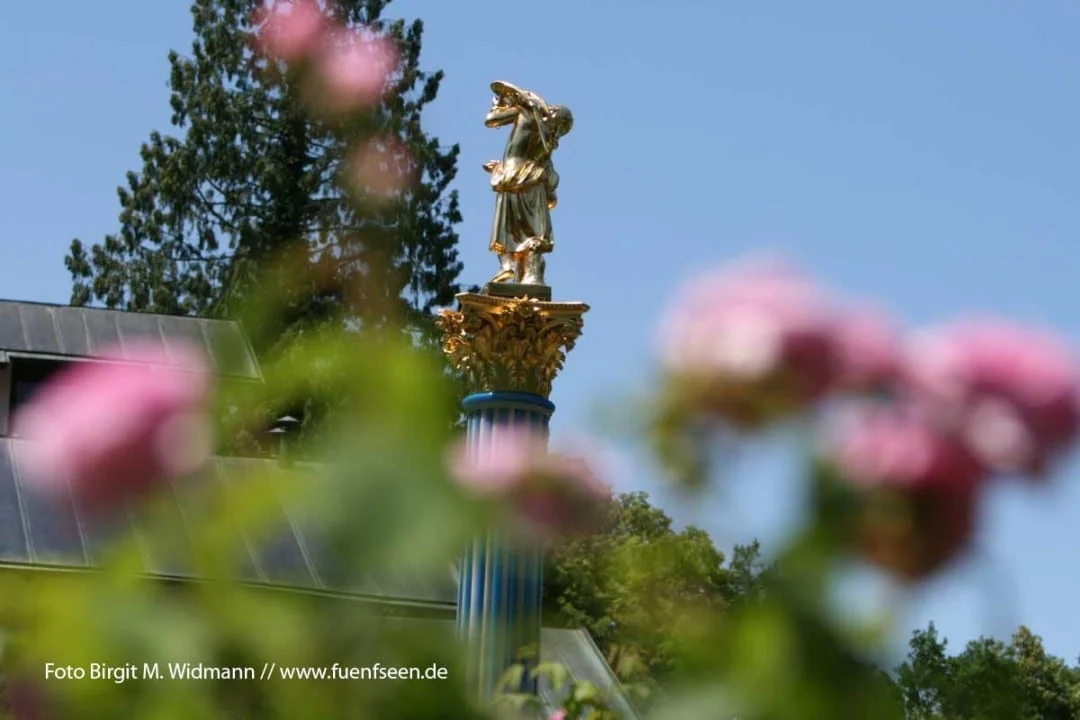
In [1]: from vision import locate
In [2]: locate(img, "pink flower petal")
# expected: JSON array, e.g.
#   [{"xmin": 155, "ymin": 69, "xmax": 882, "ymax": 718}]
[
  {"xmin": 903, "ymin": 318, "xmax": 1080, "ymax": 476},
  {"xmin": 448, "ymin": 430, "xmax": 611, "ymax": 537},
  {"xmin": 835, "ymin": 308, "xmax": 902, "ymax": 389},
  {"xmin": 825, "ymin": 403, "xmax": 985, "ymax": 491},
  {"xmin": 314, "ymin": 28, "xmax": 398, "ymax": 111},
  {"xmin": 253, "ymin": 0, "xmax": 327, "ymax": 62}
]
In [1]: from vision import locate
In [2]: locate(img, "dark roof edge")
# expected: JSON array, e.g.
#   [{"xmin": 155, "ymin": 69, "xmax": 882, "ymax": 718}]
[
  {"xmin": 0, "ymin": 350, "xmax": 263, "ymax": 383},
  {"xmin": 0, "ymin": 562, "xmax": 456, "ymax": 616}
]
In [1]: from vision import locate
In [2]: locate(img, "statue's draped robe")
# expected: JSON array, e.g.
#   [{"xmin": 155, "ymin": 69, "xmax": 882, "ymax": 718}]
[{"xmin": 487, "ymin": 125, "xmax": 559, "ymax": 258}]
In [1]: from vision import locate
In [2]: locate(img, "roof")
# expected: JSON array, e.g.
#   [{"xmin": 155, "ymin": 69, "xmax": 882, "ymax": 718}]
[
  {"xmin": 0, "ymin": 438, "xmax": 455, "ymax": 608},
  {"xmin": 0, "ymin": 300, "xmax": 261, "ymax": 381}
]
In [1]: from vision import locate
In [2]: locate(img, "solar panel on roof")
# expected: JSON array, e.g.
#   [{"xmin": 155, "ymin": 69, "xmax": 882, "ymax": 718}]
[
  {"xmin": 81, "ymin": 308, "xmax": 122, "ymax": 355},
  {"xmin": 129, "ymin": 479, "xmax": 196, "ymax": 577},
  {"xmin": 157, "ymin": 314, "xmax": 212, "ymax": 362},
  {"xmin": 52, "ymin": 307, "xmax": 91, "ymax": 356},
  {"xmin": 114, "ymin": 312, "xmax": 167, "ymax": 355},
  {"xmin": 18, "ymin": 305, "xmax": 63, "ymax": 355},
  {"xmin": 249, "ymin": 500, "xmax": 319, "ymax": 588},
  {"xmin": 208, "ymin": 458, "xmax": 267, "ymax": 583},
  {"xmin": 0, "ymin": 441, "xmax": 30, "ymax": 563},
  {"xmin": 201, "ymin": 320, "xmax": 252, "ymax": 377},
  {"xmin": 5, "ymin": 442, "xmax": 87, "ymax": 566},
  {"xmin": 0, "ymin": 304, "xmax": 28, "ymax": 352},
  {"xmin": 19, "ymin": 484, "xmax": 85, "ymax": 566},
  {"xmin": 79, "ymin": 498, "xmax": 136, "ymax": 567},
  {"xmin": 294, "ymin": 521, "xmax": 352, "ymax": 592}
]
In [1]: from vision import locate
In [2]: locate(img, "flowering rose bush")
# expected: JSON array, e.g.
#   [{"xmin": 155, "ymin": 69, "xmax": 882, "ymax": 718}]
[{"xmin": 655, "ymin": 258, "xmax": 1080, "ymax": 586}]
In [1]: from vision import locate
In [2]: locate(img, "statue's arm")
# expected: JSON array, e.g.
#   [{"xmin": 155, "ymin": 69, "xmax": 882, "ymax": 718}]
[{"xmin": 485, "ymin": 105, "xmax": 519, "ymax": 127}]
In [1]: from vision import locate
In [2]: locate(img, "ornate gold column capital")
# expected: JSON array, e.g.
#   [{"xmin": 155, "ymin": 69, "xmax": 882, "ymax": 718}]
[{"xmin": 435, "ymin": 293, "xmax": 589, "ymax": 398}]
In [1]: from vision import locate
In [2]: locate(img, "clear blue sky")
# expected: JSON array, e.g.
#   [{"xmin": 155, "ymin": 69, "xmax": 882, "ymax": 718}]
[{"xmin": 3, "ymin": 0, "xmax": 1079, "ymax": 664}]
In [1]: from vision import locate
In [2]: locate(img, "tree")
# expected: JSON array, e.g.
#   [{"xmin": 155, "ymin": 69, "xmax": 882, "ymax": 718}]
[
  {"xmin": 895, "ymin": 624, "xmax": 1080, "ymax": 719},
  {"xmin": 65, "ymin": 0, "xmax": 464, "ymax": 354},
  {"xmin": 542, "ymin": 491, "xmax": 773, "ymax": 690},
  {"xmin": 895, "ymin": 625, "xmax": 952, "ymax": 719}
]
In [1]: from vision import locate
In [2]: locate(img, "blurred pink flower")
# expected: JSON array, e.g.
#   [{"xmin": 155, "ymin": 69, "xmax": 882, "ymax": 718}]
[
  {"xmin": 834, "ymin": 308, "xmax": 902, "ymax": 391},
  {"xmin": 15, "ymin": 342, "xmax": 213, "ymax": 511},
  {"xmin": 314, "ymin": 28, "xmax": 398, "ymax": 111},
  {"xmin": 449, "ymin": 428, "xmax": 611, "ymax": 537},
  {"xmin": 549, "ymin": 711, "xmax": 568, "ymax": 720},
  {"xmin": 657, "ymin": 256, "xmax": 841, "ymax": 426},
  {"xmin": 349, "ymin": 135, "xmax": 415, "ymax": 199},
  {"xmin": 825, "ymin": 404, "xmax": 984, "ymax": 491},
  {"xmin": 904, "ymin": 319, "xmax": 1080, "ymax": 476},
  {"xmin": 823, "ymin": 403, "xmax": 985, "ymax": 580},
  {"xmin": 449, "ymin": 427, "xmax": 541, "ymax": 496},
  {"xmin": 253, "ymin": 0, "xmax": 327, "ymax": 62}
]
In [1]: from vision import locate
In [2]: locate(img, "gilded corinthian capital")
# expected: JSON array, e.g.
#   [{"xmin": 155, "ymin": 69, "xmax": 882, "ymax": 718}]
[{"xmin": 435, "ymin": 293, "xmax": 589, "ymax": 398}]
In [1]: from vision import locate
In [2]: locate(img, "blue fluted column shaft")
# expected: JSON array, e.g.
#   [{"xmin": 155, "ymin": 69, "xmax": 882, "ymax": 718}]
[{"xmin": 457, "ymin": 391, "xmax": 553, "ymax": 701}]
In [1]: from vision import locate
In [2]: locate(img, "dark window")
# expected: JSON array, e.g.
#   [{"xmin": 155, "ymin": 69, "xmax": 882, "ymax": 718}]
[{"xmin": 7, "ymin": 359, "xmax": 67, "ymax": 436}]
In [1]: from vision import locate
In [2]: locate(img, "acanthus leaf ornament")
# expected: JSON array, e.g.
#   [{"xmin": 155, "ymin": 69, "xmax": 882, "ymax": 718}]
[{"xmin": 436, "ymin": 293, "xmax": 588, "ymax": 398}]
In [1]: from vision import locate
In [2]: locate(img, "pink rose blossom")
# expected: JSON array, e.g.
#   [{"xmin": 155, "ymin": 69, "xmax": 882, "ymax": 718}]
[
  {"xmin": 314, "ymin": 28, "xmax": 398, "ymax": 111},
  {"xmin": 904, "ymin": 319, "xmax": 1080, "ymax": 476},
  {"xmin": 657, "ymin": 257, "xmax": 841, "ymax": 425},
  {"xmin": 825, "ymin": 404, "xmax": 985, "ymax": 491},
  {"xmin": 449, "ymin": 428, "xmax": 611, "ymax": 537},
  {"xmin": 549, "ymin": 711, "xmax": 568, "ymax": 720},
  {"xmin": 823, "ymin": 403, "xmax": 986, "ymax": 580},
  {"xmin": 253, "ymin": 0, "xmax": 327, "ymax": 62},
  {"xmin": 14, "ymin": 342, "xmax": 213, "ymax": 511},
  {"xmin": 517, "ymin": 453, "xmax": 612, "ymax": 535},
  {"xmin": 834, "ymin": 308, "xmax": 902, "ymax": 391}
]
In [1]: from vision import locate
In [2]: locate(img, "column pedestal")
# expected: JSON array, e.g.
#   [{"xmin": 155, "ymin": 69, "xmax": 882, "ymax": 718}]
[
  {"xmin": 437, "ymin": 292, "xmax": 588, "ymax": 703},
  {"xmin": 457, "ymin": 391, "xmax": 554, "ymax": 699}
]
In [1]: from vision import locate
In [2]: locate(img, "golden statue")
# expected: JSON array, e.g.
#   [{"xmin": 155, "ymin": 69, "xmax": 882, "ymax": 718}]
[{"xmin": 483, "ymin": 81, "xmax": 573, "ymax": 289}]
